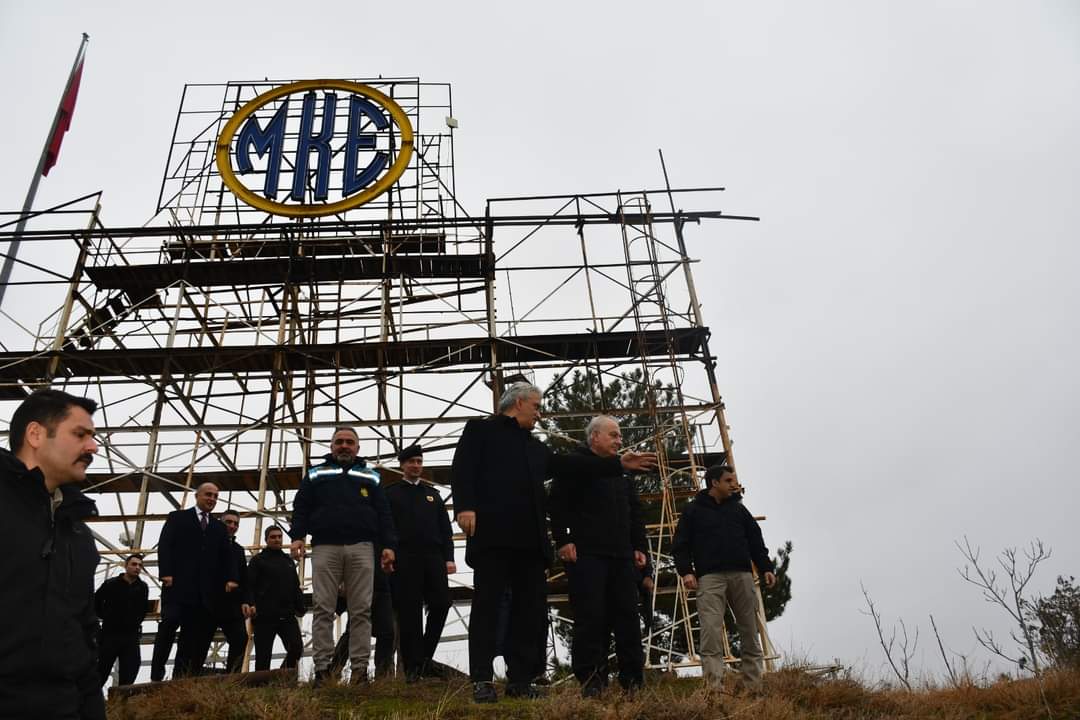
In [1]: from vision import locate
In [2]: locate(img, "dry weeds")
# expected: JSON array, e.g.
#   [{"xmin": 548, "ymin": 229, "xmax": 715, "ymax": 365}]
[{"xmin": 106, "ymin": 666, "xmax": 1080, "ymax": 720}]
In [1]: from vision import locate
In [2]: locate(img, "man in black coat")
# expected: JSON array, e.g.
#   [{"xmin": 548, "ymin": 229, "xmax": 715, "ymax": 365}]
[
  {"xmin": 672, "ymin": 464, "xmax": 776, "ymax": 688},
  {"xmin": 151, "ymin": 481, "xmax": 239, "ymax": 679},
  {"xmin": 549, "ymin": 415, "xmax": 649, "ymax": 696},
  {"xmin": 450, "ymin": 382, "xmax": 657, "ymax": 704},
  {"xmin": 288, "ymin": 427, "xmax": 398, "ymax": 685},
  {"xmin": 95, "ymin": 553, "xmax": 150, "ymax": 687},
  {"xmin": 247, "ymin": 525, "xmax": 305, "ymax": 670},
  {"xmin": 0, "ymin": 388, "xmax": 104, "ymax": 720},
  {"xmin": 213, "ymin": 508, "xmax": 250, "ymax": 673},
  {"xmin": 386, "ymin": 444, "xmax": 455, "ymax": 682}
]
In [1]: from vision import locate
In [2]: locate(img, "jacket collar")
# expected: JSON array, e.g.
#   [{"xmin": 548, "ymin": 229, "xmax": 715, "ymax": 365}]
[
  {"xmin": 694, "ymin": 488, "xmax": 741, "ymax": 508},
  {"xmin": 1, "ymin": 448, "xmax": 97, "ymax": 520},
  {"xmin": 496, "ymin": 414, "xmax": 529, "ymax": 433}
]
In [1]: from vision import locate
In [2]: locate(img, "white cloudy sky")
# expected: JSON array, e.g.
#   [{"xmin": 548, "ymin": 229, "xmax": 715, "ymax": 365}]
[{"xmin": 1, "ymin": 1, "xmax": 1078, "ymax": 681}]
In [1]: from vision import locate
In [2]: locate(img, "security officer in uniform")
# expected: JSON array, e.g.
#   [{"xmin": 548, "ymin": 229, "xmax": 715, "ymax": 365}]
[
  {"xmin": 289, "ymin": 427, "xmax": 397, "ymax": 685},
  {"xmin": 385, "ymin": 444, "xmax": 455, "ymax": 681}
]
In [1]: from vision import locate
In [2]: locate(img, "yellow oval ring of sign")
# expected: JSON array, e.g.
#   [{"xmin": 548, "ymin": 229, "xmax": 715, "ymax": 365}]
[{"xmin": 215, "ymin": 80, "xmax": 414, "ymax": 218}]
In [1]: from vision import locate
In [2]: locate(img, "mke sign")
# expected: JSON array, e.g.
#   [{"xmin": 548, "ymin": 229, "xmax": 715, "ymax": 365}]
[{"xmin": 215, "ymin": 80, "xmax": 414, "ymax": 218}]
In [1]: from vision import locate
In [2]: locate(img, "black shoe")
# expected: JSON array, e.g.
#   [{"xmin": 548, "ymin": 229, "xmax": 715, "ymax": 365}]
[
  {"xmin": 349, "ymin": 671, "xmax": 370, "ymax": 686},
  {"xmin": 312, "ymin": 670, "xmax": 330, "ymax": 688},
  {"xmin": 420, "ymin": 659, "xmax": 447, "ymax": 679},
  {"xmin": 405, "ymin": 669, "xmax": 422, "ymax": 684},
  {"xmin": 582, "ymin": 680, "xmax": 604, "ymax": 699},
  {"xmin": 506, "ymin": 682, "xmax": 547, "ymax": 699},
  {"xmin": 473, "ymin": 681, "xmax": 498, "ymax": 704}
]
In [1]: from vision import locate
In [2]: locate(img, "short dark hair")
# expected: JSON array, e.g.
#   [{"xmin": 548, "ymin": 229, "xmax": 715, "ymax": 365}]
[
  {"xmin": 264, "ymin": 524, "xmax": 285, "ymax": 541},
  {"xmin": 124, "ymin": 553, "xmax": 144, "ymax": 565},
  {"xmin": 9, "ymin": 389, "xmax": 97, "ymax": 453},
  {"xmin": 332, "ymin": 426, "xmax": 359, "ymax": 440},
  {"xmin": 704, "ymin": 464, "xmax": 735, "ymax": 484},
  {"xmin": 221, "ymin": 508, "xmax": 240, "ymax": 521}
]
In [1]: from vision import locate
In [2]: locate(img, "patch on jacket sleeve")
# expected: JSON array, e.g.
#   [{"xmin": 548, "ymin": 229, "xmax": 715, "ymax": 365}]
[{"xmin": 360, "ymin": 487, "xmax": 369, "ymax": 497}]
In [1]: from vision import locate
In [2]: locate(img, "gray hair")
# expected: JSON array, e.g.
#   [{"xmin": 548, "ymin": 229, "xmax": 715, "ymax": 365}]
[
  {"xmin": 497, "ymin": 382, "xmax": 542, "ymax": 413},
  {"xmin": 586, "ymin": 415, "xmax": 619, "ymax": 442}
]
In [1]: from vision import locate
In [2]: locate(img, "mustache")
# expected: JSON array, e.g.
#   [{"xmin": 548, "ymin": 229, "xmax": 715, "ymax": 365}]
[{"xmin": 76, "ymin": 454, "xmax": 94, "ymax": 467}]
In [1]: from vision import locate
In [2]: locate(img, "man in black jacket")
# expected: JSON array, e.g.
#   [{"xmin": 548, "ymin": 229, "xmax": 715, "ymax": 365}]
[
  {"xmin": 0, "ymin": 388, "xmax": 104, "ymax": 720},
  {"xmin": 549, "ymin": 416, "xmax": 648, "ymax": 696},
  {"xmin": 386, "ymin": 444, "xmax": 455, "ymax": 682},
  {"xmin": 95, "ymin": 553, "xmax": 150, "ymax": 687},
  {"xmin": 289, "ymin": 427, "xmax": 398, "ymax": 685},
  {"xmin": 151, "ymin": 481, "xmax": 240, "ymax": 679},
  {"xmin": 247, "ymin": 525, "xmax": 305, "ymax": 670},
  {"xmin": 450, "ymin": 383, "xmax": 657, "ymax": 704},
  {"xmin": 213, "ymin": 508, "xmax": 250, "ymax": 673},
  {"xmin": 672, "ymin": 464, "xmax": 776, "ymax": 688}
]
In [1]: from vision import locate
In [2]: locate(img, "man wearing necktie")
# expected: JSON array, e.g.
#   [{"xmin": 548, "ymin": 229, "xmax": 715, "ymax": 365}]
[{"xmin": 151, "ymin": 482, "xmax": 240, "ymax": 679}]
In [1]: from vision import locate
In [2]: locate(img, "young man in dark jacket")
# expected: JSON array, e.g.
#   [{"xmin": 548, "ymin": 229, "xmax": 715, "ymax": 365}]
[
  {"xmin": 450, "ymin": 383, "xmax": 657, "ymax": 704},
  {"xmin": 0, "ymin": 389, "xmax": 104, "ymax": 720},
  {"xmin": 385, "ymin": 444, "xmax": 455, "ymax": 682},
  {"xmin": 549, "ymin": 416, "xmax": 648, "ymax": 696},
  {"xmin": 95, "ymin": 553, "xmax": 150, "ymax": 686},
  {"xmin": 288, "ymin": 427, "xmax": 398, "ymax": 685},
  {"xmin": 247, "ymin": 525, "xmax": 305, "ymax": 670},
  {"xmin": 214, "ymin": 508, "xmax": 250, "ymax": 673},
  {"xmin": 672, "ymin": 464, "xmax": 776, "ymax": 688}
]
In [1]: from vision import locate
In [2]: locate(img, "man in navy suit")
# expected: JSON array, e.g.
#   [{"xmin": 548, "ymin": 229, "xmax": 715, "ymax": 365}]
[{"xmin": 150, "ymin": 482, "xmax": 239, "ymax": 679}]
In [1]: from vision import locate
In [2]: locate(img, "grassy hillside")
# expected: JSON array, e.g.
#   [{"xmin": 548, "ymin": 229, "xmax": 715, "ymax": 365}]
[{"xmin": 107, "ymin": 667, "xmax": 1080, "ymax": 720}]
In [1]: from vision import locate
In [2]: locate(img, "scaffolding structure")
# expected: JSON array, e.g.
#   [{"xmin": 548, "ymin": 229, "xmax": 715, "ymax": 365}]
[{"xmin": 0, "ymin": 78, "xmax": 775, "ymax": 678}]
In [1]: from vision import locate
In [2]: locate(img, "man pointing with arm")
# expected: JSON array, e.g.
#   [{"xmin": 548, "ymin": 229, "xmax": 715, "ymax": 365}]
[{"xmin": 451, "ymin": 383, "xmax": 656, "ymax": 704}]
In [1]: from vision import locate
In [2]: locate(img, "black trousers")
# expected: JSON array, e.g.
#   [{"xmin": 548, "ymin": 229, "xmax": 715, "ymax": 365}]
[
  {"xmin": 390, "ymin": 552, "xmax": 451, "ymax": 673},
  {"xmin": 468, "ymin": 547, "xmax": 546, "ymax": 683},
  {"xmin": 567, "ymin": 554, "xmax": 643, "ymax": 688},
  {"xmin": 150, "ymin": 601, "xmax": 181, "ymax": 681},
  {"xmin": 173, "ymin": 603, "xmax": 216, "ymax": 678},
  {"xmin": 213, "ymin": 616, "xmax": 248, "ymax": 673},
  {"xmin": 98, "ymin": 631, "xmax": 141, "ymax": 686},
  {"xmin": 252, "ymin": 616, "xmax": 303, "ymax": 671}
]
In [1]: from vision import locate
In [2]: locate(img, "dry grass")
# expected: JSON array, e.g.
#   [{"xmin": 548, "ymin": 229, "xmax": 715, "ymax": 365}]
[{"xmin": 106, "ymin": 666, "xmax": 1080, "ymax": 720}]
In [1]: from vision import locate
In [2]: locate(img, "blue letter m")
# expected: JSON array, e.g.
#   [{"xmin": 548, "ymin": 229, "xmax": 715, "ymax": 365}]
[{"xmin": 236, "ymin": 101, "xmax": 289, "ymax": 200}]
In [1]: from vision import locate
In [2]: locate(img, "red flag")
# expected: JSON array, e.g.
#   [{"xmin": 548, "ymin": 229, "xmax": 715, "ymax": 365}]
[{"xmin": 42, "ymin": 55, "xmax": 84, "ymax": 177}]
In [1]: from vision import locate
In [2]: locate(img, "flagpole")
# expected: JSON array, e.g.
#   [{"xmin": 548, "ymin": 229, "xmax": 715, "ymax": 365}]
[{"xmin": 0, "ymin": 32, "xmax": 89, "ymax": 310}]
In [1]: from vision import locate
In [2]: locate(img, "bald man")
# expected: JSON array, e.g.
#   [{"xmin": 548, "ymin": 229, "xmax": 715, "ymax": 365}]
[{"xmin": 151, "ymin": 481, "xmax": 240, "ymax": 679}]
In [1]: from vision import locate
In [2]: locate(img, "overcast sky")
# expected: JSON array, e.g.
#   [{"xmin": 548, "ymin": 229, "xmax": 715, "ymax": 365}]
[{"xmin": 1, "ymin": 1, "xmax": 1077, "ymax": 681}]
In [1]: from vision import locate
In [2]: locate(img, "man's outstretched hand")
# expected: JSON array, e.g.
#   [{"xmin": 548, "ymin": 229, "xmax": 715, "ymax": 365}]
[{"xmin": 620, "ymin": 450, "xmax": 658, "ymax": 473}]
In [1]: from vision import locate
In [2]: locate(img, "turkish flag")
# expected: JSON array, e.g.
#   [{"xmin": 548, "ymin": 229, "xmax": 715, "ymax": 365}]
[{"xmin": 42, "ymin": 55, "xmax": 84, "ymax": 177}]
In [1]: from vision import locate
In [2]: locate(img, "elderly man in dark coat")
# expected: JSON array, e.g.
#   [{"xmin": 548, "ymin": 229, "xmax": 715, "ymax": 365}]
[{"xmin": 451, "ymin": 382, "xmax": 657, "ymax": 704}]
